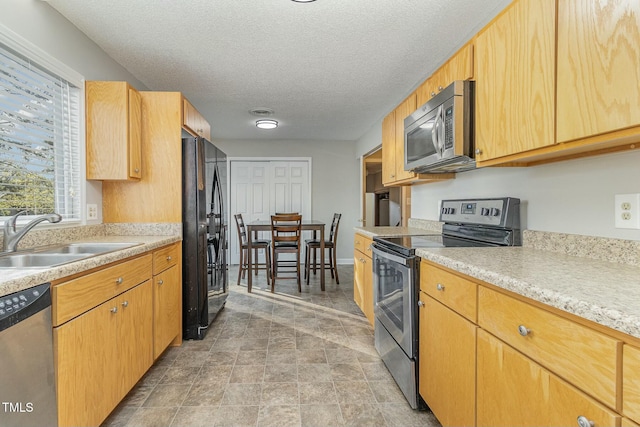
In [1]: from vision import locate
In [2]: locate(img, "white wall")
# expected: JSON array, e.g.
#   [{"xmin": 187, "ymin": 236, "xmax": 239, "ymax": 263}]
[
  {"xmin": 1, "ymin": 0, "xmax": 148, "ymax": 223},
  {"xmin": 213, "ymin": 139, "xmax": 359, "ymax": 262}
]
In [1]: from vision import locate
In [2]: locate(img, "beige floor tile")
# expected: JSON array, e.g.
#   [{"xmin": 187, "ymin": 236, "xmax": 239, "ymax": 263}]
[
  {"xmin": 142, "ymin": 384, "xmax": 191, "ymax": 407},
  {"xmin": 264, "ymin": 363, "xmax": 298, "ymax": 382},
  {"xmin": 158, "ymin": 367, "xmax": 201, "ymax": 385},
  {"xmin": 170, "ymin": 406, "xmax": 218, "ymax": 427},
  {"xmin": 214, "ymin": 405, "xmax": 260, "ymax": 427},
  {"xmin": 221, "ymin": 383, "xmax": 262, "ymax": 406},
  {"xmin": 181, "ymin": 381, "xmax": 225, "ymax": 407},
  {"xmin": 333, "ymin": 381, "xmax": 375, "ymax": 403},
  {"xmin": 298, "ymin": 382, "xmax": 338, "ymax": 405},
  {"xmin": 229, "ymin": 364, "xmax": 265, "ymax": 383},
  {"xmin": 300, "ymin": 404, "xmax": 345, "ymax": 427},
  {"xmin": 296, "ymin": 349, "xmax": 327, "ymax": 364},
  {"xmin": 235, "ymin": 349, "xmax": 267, "ymax": 365},
  {"xmin": 257, "ymin": 404, "xmax": 301, "ymax": 427},
  {"xmin": 261, "ymin": 382, "xmax": 299, "ymax": 405},
  {"xmin": 297, "ymin": 363, "xmax": 333, "ymax": 383},
  {"xmin": 124, "ymin": 407, "xmax": 178, "ymax": 427},
  {"xmin": 340, "ymin": 403, "xmax": 386, "ymax": 427},
  {"xmin": 329, "ymin": 363, "xmax": 366, "ymax": 381}
]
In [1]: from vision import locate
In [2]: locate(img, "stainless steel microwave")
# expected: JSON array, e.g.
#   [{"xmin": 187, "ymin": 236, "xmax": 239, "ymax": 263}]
[{"xmin": 404, "ymin": 80, "xmax": 475, "ymax": 173}]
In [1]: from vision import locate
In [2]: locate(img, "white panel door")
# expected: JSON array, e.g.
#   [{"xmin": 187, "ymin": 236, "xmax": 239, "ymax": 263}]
[
  {"xmin": 270, "ymin": 161, "xmax": 310, "ymax": 217},
  {"xmin": 229, "ymin": 161, "xmax": 270, "ymax": 264},
  {"xmin": 229, "ymin": 159, "xmax": 311, "ymax": 265}
]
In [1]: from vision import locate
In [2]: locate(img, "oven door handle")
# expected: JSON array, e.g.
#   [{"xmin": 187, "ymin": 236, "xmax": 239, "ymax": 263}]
[{"xmin": 371, "ymin": 245, "xmax": 411, "ymax": 266}]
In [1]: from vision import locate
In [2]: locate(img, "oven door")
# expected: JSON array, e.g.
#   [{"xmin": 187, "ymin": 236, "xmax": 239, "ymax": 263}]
[{"xmin": 371, "ymin": 244, "xmax": 418, "ymax": 358}]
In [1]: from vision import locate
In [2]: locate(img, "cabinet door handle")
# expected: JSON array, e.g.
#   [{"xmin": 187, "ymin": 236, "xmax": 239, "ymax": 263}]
[
  {"xmin": 115, "ymin": 277, "xmax": 123, "ymax": 285},
  {"xmin": 158, "ymin": 279, "xmax": 164, "ymax": 286},
  {"xmin": 577, "ymin": 416, "xmax": 594, "ymax": 427},
  {"xmin": 436, "ymin": 283, "xmax": 445, "ymax": 291},
  {"xmin": 121, "ymin": 301, "xmax": 129, "ymax": 308},
  {"xmin": 430, "ymin": 92, "xmax": 436, "ymax": 97},
  {"xmin": 417, "ymin": 300, "xmax": 425, "ymax": 308},
  {"xmin": 475, "ymin": 148, "xmax": 483, "ymax": 155},
  {"xmin": 166, "ymin": 256, "xmax": 172, "ymax": 261},
  {"xmin": 110, "ymin": 307, "xmax": 118, "ymax": 314},
  {"xmin": 518, "ymin": 325, "xmax": 531, "ymax": 336},
  {"xmin": 134, "ymin": 168, "xmax": 140, "ymax": 173}
]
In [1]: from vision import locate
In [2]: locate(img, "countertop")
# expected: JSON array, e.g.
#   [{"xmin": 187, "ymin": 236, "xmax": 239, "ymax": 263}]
[
  {"xmin": 0, "ymin": 234, "xmax": 181, "ymax": 298},
  {"xmin": 356, "ymin": 225, "xmax": 640, "ymax": 341}
]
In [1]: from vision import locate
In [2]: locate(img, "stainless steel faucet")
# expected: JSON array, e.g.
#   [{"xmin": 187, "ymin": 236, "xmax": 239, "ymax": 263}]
[{"xmin": 3, "ymin": 211, "xmax": 62, "ymax": 252}]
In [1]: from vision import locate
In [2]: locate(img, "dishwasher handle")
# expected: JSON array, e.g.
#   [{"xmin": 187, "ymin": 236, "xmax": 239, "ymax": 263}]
[{"xmin": 0, "ymin": 282, "xmax": 51, "ymax": 333}]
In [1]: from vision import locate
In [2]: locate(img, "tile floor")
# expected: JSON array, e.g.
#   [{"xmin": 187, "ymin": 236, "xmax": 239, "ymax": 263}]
[{"xmin": 102, "ymin": 265, "xmax": 441, "ymax": 427}]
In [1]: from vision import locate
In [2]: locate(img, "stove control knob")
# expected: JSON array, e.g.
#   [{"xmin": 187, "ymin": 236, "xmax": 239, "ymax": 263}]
[
  {"xmin": 491, "ymin": 208, "xmax": 501, "ymax": 216},
  {"xmin": 448, "ymin": 208, "xmax": 455, "ymax": 214},
  {"xmin": 481, "ymin": 208, "xmax": 490, "ymax": 216},
  {"xmin": 441, "ymin": 207, "xmax": 447, "ymax": 215}
]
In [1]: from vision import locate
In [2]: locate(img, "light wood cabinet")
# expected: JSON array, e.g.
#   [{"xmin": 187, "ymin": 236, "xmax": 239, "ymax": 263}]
[
  {"xmin": 419, "ymin": 293, "xmax": 476, "ymax": 427},
  {"xmin": 353, "ymin": 233, "xmax": 374, "ymax": 326},
  {"xmin": 477, "ymin": 329, "xmax": 620, "ymax": 427},
  {"xmin": 55, "ymin": 280, "xmax": 152, "ymax": 427},
  {"xmin": 103, "ymin": 92, "xmax": 183, "ymax": 223},
  {"xmin": 381, "ymin": 97, "xmax": 454, "ymax": 187},
  {"xmin": 474, "ymin": 0, "xmax": 556, "ymax": 164},
  {"xmin": 86, "ymin": 81, "xmax": 142, "ymax": 180},
  {"xmin": 183, "ymin": 98, "xmax": 211, "ymax": 140},
  {"xmin": 478, "ymin": 286, "xmax": 621, "ymax": 409},
  {"xmin": 557, "ymin": 0, "xmax": 640, "ymax": 144},
  {"xmin": 624, "ymin": 344, "xmax": 640, "ymax": 423},
  {"xmin": 152, "ymin": 242, "xmax": 182, "ymax": 359},
  {"xmin": 416, "ymin": 43, "xmax": 474, "ymax": 107}
]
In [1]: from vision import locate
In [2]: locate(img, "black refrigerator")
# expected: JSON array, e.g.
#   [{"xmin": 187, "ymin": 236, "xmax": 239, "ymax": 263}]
[{"xmin": 182, "ymin": 136, "xmax": 228, "ymax": 340}]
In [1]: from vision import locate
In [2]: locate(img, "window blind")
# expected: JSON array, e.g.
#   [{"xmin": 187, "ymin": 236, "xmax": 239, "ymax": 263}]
[{"xmin": 0, "ymin": 41, "xmax": 81, "ymax": 221}]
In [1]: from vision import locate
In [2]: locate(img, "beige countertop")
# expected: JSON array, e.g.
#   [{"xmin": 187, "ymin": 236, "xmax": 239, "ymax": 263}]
[
  {"xmin": 0, "ymin": 234, "xmax": 181, "ymax": 298},
  {"xmin": 417, "ymin": 246, "xmax": 640, "ymax": 340},
  {"xmin": 354, "ymin": 226, "xmax": 433, "ymax": 239}
]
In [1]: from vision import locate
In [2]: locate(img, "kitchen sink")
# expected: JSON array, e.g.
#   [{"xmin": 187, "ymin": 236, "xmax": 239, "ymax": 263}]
[
  {"xmin": 0, "ymin": 242, "xmax": 142, "ymax": 269},
  {"xmin": 0, "ymin": 253, "xmax": 91, "ymax": 268}
]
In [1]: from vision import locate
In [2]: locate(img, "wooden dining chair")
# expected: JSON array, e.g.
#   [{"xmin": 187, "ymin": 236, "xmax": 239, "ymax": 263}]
[
  {"xmin": 270, "ymin": 213, "xmax": 302, "ymax": 292},
  {"xmin": 304, "ymin": 213, "xmax": 341, "ymax": 285},
  {"xmin": 234, "ymin": 213, "xmax": 271, "ymax": 288}
]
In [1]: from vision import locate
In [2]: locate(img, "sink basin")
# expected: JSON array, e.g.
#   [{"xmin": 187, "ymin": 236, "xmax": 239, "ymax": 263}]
[
  {"xmin": 41, "ymin": 242, "xmax": 140, "ymax": 255},
  {"xmin": 0, "ymin": 253, "xmax": 91, "ymax": 268},
  {"xmin": 0, "ymin": 242, "xmax": 142, "ymax": 268}
]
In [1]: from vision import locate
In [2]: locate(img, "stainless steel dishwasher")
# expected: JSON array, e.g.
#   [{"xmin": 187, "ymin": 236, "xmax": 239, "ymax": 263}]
[{"xmin": 0, "ymin": 282, "xmax": 58, "ymax": 427}]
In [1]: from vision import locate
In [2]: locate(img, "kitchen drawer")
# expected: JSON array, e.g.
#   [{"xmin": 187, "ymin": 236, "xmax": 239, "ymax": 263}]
[
  {"xmin": 53, "ymin": 254, "xmax": 152, "ymax": 326},
  {"xmin": 153, "ymin": 242, "xmax": 180, "ymax": 275},
  {"xmin": 354, "ymin": 234, "xmax": 373, "ymax": 257},
  {"xmin": 478, "ymin": 286, "xmax": 621, "ymax": 409},
  {"xmin": 420, "ymin": 261, "xmax": 477, "ymax": 322},
  {"xmin": 624, "ymin": 344, "xmax": 640, "ymax": 423}
]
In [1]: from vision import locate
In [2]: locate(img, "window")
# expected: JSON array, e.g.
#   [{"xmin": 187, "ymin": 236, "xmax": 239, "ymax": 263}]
[{"xmin": 0, "ymin": 32, "xmax": 82, "ymax": 224}]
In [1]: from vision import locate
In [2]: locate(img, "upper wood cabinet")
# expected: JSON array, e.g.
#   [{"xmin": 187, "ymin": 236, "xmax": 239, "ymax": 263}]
[
  {"xmin": 103, "ymin": 92, "xmax": 184, "ymax": 223},
  {"xmin": 86, "ymin": 81, "xmax": 142, "ymax": 180},
  {"xmin": 183, "ymin": 98, "xmax": 211, "ymax": 140},
  {"xmin": 473, "ymin": 0, "xmax": 556, "ymax": 165},
  {"xmin": 416, "ymin": 43, "xmax": 474, "ymax": 107},
  {"xmin": 557, "ymin": 0, "xmax": 640, "ymax": 143}
]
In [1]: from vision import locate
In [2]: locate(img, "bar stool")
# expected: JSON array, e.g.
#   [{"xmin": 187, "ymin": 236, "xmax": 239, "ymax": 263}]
[
  {"xmin": 234, "ymin": 213, "xmax": 271, "ymax": 288},
  {"xmin": 270, "ymin": 213, "xmax": 302, "ymax": 292},
  {"xmin": 304, "ymin": 213, "xmax": 341, "ymax": 285}
]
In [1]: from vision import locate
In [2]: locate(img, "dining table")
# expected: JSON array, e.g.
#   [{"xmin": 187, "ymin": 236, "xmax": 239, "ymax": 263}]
[{"xmin": 246, "ymin": 219, "xmax": 326, "ymax": 292}]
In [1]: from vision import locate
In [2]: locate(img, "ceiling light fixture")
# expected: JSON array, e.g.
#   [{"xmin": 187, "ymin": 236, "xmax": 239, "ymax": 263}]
[{"xmin": 256, "ymin": 119, "xmax": 278, "ymax": 130}]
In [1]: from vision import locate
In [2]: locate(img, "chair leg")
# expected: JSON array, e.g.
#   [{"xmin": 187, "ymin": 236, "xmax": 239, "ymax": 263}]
[
  {"xmin": 328, "ymin": 248, "xmax": 335, "ymax": 279},
  {"xmin": 237, "ymin": 248, "xmax": 244, "ymax": 286},
  {"xmin": 312, "ymin": 247, "xmax": 317, "ymax": 275},
  {"xmin": 254, "ymin": 247, "xmax": 259, "ymax": 275},
  {"xmin": 333, "ymin": 246, "xmax": 339, "ymax": 284},
  {"xmin": 296, "ymin": 251, "xmax": 301, "ymax": 292},
  {"xmin": 266, "ymin": 247, "xmax": 273, "ymax": 293},
  {"xmin": 304, "ymin": 246, "xmax": 311, "ymax": 286}
]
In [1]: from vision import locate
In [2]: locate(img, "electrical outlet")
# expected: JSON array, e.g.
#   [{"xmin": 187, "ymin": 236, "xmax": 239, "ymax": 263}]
[
  {"xmin": 87, "ymin": 204, "xmax": 98, "ymax": 220},
  {"xmin": 615, "ymin": 194, "xmax": 640, "ymax": 229}
]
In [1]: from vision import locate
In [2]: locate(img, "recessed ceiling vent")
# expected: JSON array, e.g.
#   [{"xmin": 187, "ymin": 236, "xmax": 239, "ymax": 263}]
[{"xmin": 249, "ymin": 108, "xmax": 275, "ymax": 117}]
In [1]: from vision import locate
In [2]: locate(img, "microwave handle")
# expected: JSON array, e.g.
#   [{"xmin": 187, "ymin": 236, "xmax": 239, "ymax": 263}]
[
  {"xmin": 371, "ymin": 244, "xmax": 411, "ymax": 266},
  {"xmin": 433, "ymin": 105, "xmax": 445, "ymax": 156}
]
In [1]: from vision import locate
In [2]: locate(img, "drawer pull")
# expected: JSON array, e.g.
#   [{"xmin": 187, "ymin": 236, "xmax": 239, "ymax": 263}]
[
  {"xmin": 417, "ymin": 300, "xmax": 425, "ymax": 308},
  {"xmin": 110, "ymin": 307, "xmax": 118, "ymax": 314},
  {"xmin": 115, "ymin": 277, "xmax": 123, "ymax": 285},
  {"xmin": 121, "ymin": 301, "xmax": 129, "ymax": 308},
  {"xmin": 166, "ymin": 256, "xmax": 172, "ymax": 261},
  {"xmin": 436, "ymin": 283, "xmax": 445, "ymax": 291},
  {"xmin": 518, "ymin": 325, "xmax": 531, "ymax": 336},
  {"xmin": 577, "ymin": 416, "xmax": 594, "ymax": 427},
  {"xmin": 158, "ymin": 279, "xmax": 164, "ymax": 286}
]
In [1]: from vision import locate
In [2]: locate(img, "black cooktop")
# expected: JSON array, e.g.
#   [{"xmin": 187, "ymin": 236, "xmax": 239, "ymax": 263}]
[{"xmin": 374, "ymin": 234, "xmax": 499, "ymax": 257}]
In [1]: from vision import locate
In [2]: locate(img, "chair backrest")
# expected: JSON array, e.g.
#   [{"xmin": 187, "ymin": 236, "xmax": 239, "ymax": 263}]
[
  {"xmin": 270, "ymin": 213, "xmax": 302, "ymax": 246},
  {"xmin": 234, "ymin": 213, "xmax": 248, "ymax": 246},
  {"xmin": 329, "ymin": 213, "xmax": 341, "ymax": 243}
]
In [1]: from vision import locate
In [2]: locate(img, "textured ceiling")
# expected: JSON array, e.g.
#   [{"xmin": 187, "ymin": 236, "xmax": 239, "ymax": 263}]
[{"xmin": 46, "ymin": 0, "xmax": 511, "ymax": 142}]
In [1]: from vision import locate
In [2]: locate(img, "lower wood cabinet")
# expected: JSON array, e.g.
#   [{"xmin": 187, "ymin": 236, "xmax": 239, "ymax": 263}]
[
  {"xmin": 419, "ymin": 293, "xmax": 476, "ymax": 427},
  {"xmin": 353, "ymin": 233, "xmax": 374, "ymax": 326},
  {"xmin": 477, "ymin": 329, "xmax": 620, "ymax": 427},
  {"xmin": 55, "ymin": 280, "xmax": 152, "ymax": 427},
  {"xmin": 152, "ymin": 243, "xmax": 182, "ymax": 359},
  {"xmin": 624, "ymin": 344, "xmax": 640, "ymax": 424},
  {"xmin": 53, "ymin": 243, "xmax": 182, "ymax": 427}
]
